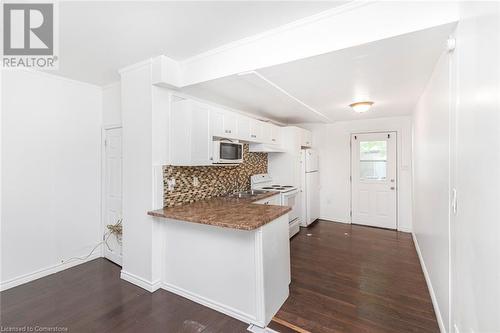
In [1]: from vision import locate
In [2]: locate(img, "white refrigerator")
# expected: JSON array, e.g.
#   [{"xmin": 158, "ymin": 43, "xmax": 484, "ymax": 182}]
[{"xmin": 300, "ymin": 149, "xmax": 320, "ymax": 227}]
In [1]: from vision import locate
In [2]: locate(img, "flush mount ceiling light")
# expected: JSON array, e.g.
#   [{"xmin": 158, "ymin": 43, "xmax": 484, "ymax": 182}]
[{"xmin": 349, "ymin": 101, "xmax": 374, "ymax": 113}]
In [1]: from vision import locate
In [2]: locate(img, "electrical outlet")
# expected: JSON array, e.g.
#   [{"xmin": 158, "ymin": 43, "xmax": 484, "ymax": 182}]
[
  {"xmin": 193, "ymin": 176, "xmax": 200, "ymax": 187},
  {"xmin": 167, "ymin": 178, "xmax": 176, "ymax": 191}
]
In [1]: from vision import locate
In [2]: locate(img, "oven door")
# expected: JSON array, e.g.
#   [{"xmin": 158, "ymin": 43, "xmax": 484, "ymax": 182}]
[
  {"xmin": 216, "ymin": 141, "xmax": 243, "ymax": 163},
  {"xmin": 282, "ymin": 189, "xmax": 299, "ymax": 222}
]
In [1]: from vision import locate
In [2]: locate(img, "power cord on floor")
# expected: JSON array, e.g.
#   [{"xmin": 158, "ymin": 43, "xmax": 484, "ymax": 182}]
[{"xmin": 63, "ymin": 219, "xmax": 122, "ymax": 263}]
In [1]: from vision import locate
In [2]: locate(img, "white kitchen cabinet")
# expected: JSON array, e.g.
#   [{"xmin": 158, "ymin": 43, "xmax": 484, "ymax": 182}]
[
  {"xmin": 254, "ymin": 194, "xmax": 281, "ymax": 206},
  {"xmin": 237, "ymin": 116, "xmax": 251, "ymax": 141},
  {"xmin": 170, "ymin": 99, "xmax": 212, "ymax": 166},
  {"xmin": 211, "ymin": 107, "xmax": 238, "ymax": 139},
  {"xmin": 300, "ymin": 128, "xmax": 313, "ymax": 147},
  {"xmin": 261, "ymin": 122, "xmax": 273, "ymax": 144},
  {"xmin": 270, "ymin": 124, "xmax": 283, "ymax": 146},
  {"xmin": 249, "ymin": 119, "xmax": 262, "ymax": 142}
]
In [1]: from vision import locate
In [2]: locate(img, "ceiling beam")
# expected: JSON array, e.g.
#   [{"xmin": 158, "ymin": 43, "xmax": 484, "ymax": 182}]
[{"xmin": 151, "ymin": 1, "xmax": 459, "ymax": 88}]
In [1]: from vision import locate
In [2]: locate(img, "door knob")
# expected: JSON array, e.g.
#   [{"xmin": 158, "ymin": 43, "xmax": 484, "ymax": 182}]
[{"xmin": 390, "ymin": 186, "xmax": 395, "ymax": 190}]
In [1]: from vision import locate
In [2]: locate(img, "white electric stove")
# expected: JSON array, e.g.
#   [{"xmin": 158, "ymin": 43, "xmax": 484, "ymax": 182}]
[{"xmin": 251, "ymin": 174, "xmax": 301, "ymax": 238}]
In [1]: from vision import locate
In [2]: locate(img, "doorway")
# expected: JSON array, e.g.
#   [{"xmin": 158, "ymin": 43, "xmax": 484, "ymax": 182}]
[
  {"xmin": 351, "ymin": 132, "xmax": 397, "ymax": 229},
  {"xmin": 103, "ymin": 127, "xmax": 123, "ymax": 265}
]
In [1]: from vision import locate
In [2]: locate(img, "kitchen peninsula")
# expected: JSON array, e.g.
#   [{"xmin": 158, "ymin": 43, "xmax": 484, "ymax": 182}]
[{"xmin": 148, "ymin": 191, "xmax": 291, "ymax": 329}]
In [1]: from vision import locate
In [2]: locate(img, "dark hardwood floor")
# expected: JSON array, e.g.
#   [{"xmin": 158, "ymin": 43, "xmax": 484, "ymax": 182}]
[
  {"xmin": 272, "ymin": 220, "xmax": 439, "ymax": 333},
  {"xmin": 0, "ymin": 221, "xmax": 438, "ymax": 333}
]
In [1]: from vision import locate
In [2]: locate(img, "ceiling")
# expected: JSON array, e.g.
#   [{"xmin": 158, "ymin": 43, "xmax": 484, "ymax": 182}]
[
  {"xmin": 182, "ymin": 23, "xmax": 456, "ymax": 124},
  {"xmin": 55, "ymin": 1, "xmax": 346, "ymax": 85}
]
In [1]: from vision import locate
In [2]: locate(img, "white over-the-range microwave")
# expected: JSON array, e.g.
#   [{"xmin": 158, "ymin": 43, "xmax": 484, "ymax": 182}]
[{"xmin": 212, "ymin": 140, "xmax": 243, "ymax": 164}]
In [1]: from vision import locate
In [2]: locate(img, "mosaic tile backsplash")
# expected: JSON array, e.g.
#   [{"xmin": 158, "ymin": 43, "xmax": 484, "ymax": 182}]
[{"xmin": 163, "ymin": 145, "xmax": 267, "ymax": 207}]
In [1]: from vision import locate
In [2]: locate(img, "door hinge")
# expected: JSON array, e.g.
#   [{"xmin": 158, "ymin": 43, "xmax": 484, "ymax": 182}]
[
  {"xmin": 349, "ymin": 175, "xmax": 352, "ymax": 182},
  {"xmin": 354, "ymin": 135, "xmax": 357, "ymax": 140},
  {"xmin": 388, "ymin": 134, "xmax": 390, "ymax": 139},
  {"xmin": 350, "ymin": 211, "xmax": 352, "ymax": 217},
  {"xmin": 104, "ymin": 138, "xmax": 108, "ymax": 147}
]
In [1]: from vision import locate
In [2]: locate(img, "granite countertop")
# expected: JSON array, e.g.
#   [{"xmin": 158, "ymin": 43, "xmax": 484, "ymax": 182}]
[{"xmin": 147, "ymin": 192, "xmax": 291, "ymax": 231}]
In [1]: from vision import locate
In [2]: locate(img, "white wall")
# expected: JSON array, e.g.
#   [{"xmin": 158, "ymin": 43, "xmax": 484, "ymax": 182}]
[
  {"xmin": 452, "ymin": 2, "xmax": 500, "ymax": 332},
  {"xmin": 102, "ymin": 82, "xmax": 121, "ymax": 127},
  {"xmin": 301, "ymin": 116, "xmax": 413, "ymax": 231},
  {"xmin": 120, "ymin": 63, "xmax": 164, "ymax": 290},
  {"xmin": 1, "ymin": 70, "xmax": 102, "ymax": 290},
  {"xmin": 412, "ymin": 51, "xmax": 451, "ymax": 332}
]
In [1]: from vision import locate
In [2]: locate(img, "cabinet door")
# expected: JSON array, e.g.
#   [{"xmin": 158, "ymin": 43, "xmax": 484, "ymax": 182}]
[
  {"xmin": 237, "ymin": 116, "xmax": 251, "ymax": 141},
  {"xmin": 270, "ymin": 124, "xmax": 282, "ymax": 146},
  {"xmin": 301, "ymin": 129, "xmax": 313, "ymax": 147},
  {"xmin": 190, "ymin": 102, "xmax": 212, "ymax": 165},
  {"xmin": 211, "ymin": 108, "xmax": 225, "ymax": 138},
  {"xmin": 224, "ymin": 112, "xmax": 238, "ymax": 138},
  {"xmin": 261, "ymin": 122, "xmax": 273, "ymax": 144},
  {"xmin": 171, "ymin": 100, "xmax": 212, "ymax": 166},
  {"xmin": 211, "ymin": 108, "xmax": 238, "ymax": 139},
  {"xmin": 249, "ymin": 119, "xmax": 262, "ymax": 142}
]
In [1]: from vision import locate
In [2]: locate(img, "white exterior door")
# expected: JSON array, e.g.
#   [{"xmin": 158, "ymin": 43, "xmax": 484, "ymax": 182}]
[
  {"xmin": 351, "ymin": 132, "xmax": 397, "ymax": 229},
  {"xmin": 104, "ymin": 127, "xmax": 122, "ymax": 265}
]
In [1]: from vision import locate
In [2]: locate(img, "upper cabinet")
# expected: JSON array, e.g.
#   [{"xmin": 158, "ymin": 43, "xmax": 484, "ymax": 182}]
[
  {"xmin": 271, "ymin": 124, "xmax": 283, "ymax": 146},
  {"xmin": 168, "ymin": 96, "xmax": 290, "ymax": 165},
  {"xmin": 170, "ymin": 99, "xmax": 212, "ymax": 166},
  {"xmin": 300, "ymin": 128, "xmax": 313, "ymax": 148},
  {"xmin": 211, "ymin": 107, "xmax": 238, "ymax": 139},
  {"xmin": 248, "ymin": 118, "xmax": 263, "ymax": 142}
]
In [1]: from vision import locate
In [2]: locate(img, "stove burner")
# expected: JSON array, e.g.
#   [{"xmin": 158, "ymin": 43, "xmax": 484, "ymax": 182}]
[
  {"xmin": 282, "ymin": 185, "xmax": 294, "ymax": 188},
  {"xmin": 274, "ymin": 187, "xmax": 286, "ymax": 190},
  {"xmin": 271, "ymin": 185, "xmax": 282, "ymax": 187},
  {"xmin": 262, "ymin": 187, "xmax": 276, "ymax": 189}
]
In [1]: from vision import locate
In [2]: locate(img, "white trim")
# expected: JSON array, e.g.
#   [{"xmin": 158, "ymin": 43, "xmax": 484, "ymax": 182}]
[
  {"xmin": 102, "ymin": 81, "xmax": 120, "ymax": 90},
  {"xmin": 103, "ymin": 124, "xmax": 122, "ymax": 130},
  {"xmin": 0, "ymin": 253, "xmax": 101, "ymax": 291},
  {"xmin": 181, "ymin": 1, "xmax": 372, "ymax": 65},
  {"xmin": 120, "ymin": 270, "xmax": 162, "ymax": 292},
  {"xmin": 161, "ymin": 282, "xmax": 258, "ymax": 326},
  {"xmin": 2, "ymin": 68, "xmax": 101, "ymax": 89},
  {"xmin": 412, "ymin": 233, "xmax": 446, "ymax": 333},
  {"xmin": 118, "ymin": 58, "xmax": 153, "ymax": 75},
  {"xmin": 315, "ymin": 217, "xmax": 349, "ymax": 224},
  {"xmin": 397, "ymin": 226, "xmax": 412, "ymax": 233},
  {"xmin": 165, "ymin": 89, "xmax": 287, "ymax": 127},
  {"xmin": 247, "ymin": 324, "xmax": 279, "ymax": 333}
]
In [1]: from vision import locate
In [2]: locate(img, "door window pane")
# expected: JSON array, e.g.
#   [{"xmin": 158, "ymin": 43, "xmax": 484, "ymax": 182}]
[{"xmin": 359, "ymin": 141, "xmax": 387, "ymax": 180}]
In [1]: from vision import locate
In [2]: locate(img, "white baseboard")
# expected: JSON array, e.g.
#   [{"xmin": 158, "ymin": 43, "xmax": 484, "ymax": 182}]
[
  {"xmin": 0, "ymin": 252, "xmax": 101, "ymax": 291},
  {"xmin": 412, "ymin": 233, "xmax": 445, "ymax": 333},
  {"xmin": 161, "ymin": 282, "xmax": 260, "ymax": 326},
  {"xmin": 120, "ymin": 270, "xmax": 162, "ymax": 292},
  {"xmin": 247, "ymin": 324, "xmax": 279, "ymax": 333},
  {"xmin": 318, "ymin": 217, "xmax": 350, "ymax": 224},
  {"xmin": 104, "ymin": 248, "xmax": 122, "ymax": 266},
  {"xmin": 398, "ymin": 226, "xmax": 412, "ymax": 233}
]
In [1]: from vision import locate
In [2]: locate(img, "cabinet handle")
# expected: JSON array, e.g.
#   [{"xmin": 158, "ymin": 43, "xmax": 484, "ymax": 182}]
[
  {"xmin": 272, "ymin": 139, "xmax": 276, "ymax": 142},
  {"xmin": 251, "ymin": 134, "xmax": 256, "ymax": 138}
]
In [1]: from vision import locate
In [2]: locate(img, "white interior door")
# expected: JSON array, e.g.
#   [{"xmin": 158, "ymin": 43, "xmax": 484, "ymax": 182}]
[
  {"xmin": 351, "ymin": 132, "xmax": 397, "ymax": 229},
  {"xmin": 104, "ymin": 127, "xmax": 122, "ymax": 265}
]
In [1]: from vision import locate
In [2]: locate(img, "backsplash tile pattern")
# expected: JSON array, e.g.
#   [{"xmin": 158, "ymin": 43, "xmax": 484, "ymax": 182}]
[{"xmin": 163, "ymin": 145, "xmax": 267, "ymax": 207}]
